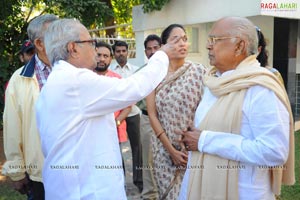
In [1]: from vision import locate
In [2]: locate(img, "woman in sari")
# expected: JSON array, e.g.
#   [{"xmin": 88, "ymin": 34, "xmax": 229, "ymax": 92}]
[{"xmin": 146, "ymin": 24, "xmax": 206, "ymax": 199}]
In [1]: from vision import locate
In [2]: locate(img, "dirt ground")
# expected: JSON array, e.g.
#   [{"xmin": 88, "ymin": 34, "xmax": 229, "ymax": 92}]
[{"xmin": 0, "ymin": 130, "xmax": 11, "ymax": 185}]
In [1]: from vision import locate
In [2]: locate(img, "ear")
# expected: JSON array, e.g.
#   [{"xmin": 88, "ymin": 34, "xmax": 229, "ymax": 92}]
[
  {"xmin": 67, "ymin": 42, "xmax": 79, "ymax": 58},
  {"xmin": 235, "ymin": 40, "xmax": 246, "ymax": 56},
  {"xmin": 34, "ymin": 38, "xmax": 45, "ymax": 52}
]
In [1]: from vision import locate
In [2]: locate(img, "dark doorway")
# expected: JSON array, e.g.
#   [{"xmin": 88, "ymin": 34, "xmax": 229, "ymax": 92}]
[{"xmin": 273, "ymin": 17, "xmax": 299, "ymax": 119}]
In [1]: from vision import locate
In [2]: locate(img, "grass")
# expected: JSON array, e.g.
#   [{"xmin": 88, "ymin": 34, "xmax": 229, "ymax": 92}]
[
  {"xmin": 0, "ymin": 184, "xmax": 25, "ymax": 200},
  {"xmin": 278, "ymin": 131, "xmax": 300, "ymax": 200},
  {"xmin": 0, "ymin": 132, "xmax": 299, "ymax": 199}
]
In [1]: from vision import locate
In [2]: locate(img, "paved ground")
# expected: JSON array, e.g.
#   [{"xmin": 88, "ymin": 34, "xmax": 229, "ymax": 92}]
[
  {"xmin": 1, "ymin": 130, "xmax": 300, "ymax": 199},
  {"xmin": 122, "ymin": 141, "xmax": 142, "ymax": 199},
  {"xmin": 0, "ymin": 131, "xmax": 141, "ymax": 199}
]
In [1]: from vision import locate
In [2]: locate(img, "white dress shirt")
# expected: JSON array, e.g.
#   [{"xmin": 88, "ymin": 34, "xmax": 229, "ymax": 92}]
[
  {"xmin": 179, "ymin": 70, "xmax": 290, "ymax": 200},
  {"xmin": 110, "ymin": 62, "xmax": 141, "ymax": 117},
  {"xmin": 36, "ymin": 51, "xmax": 169, "ymax": 200}
]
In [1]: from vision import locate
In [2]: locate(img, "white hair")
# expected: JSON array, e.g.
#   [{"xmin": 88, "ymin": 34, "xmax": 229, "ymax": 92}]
[
  {"xmin": 44, "ymin": 19, "xmax": 83, "ymax": 66},
  {"xmin": 27, "ymin": 14, "xmax": 58, "ymax": 43},
  {"xmin": 223, "ymin": 17, "xmax": 258, "ymax": 56}
]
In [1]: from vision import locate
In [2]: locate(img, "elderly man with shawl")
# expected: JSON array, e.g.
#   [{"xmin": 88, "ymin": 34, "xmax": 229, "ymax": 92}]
[{"xmin": 178, "ymin": 16, "xmax": 295, "ymax": 200}]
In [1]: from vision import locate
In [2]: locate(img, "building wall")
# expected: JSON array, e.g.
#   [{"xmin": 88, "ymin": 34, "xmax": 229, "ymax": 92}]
[
  {"xmin": 132, "ymin": 0, "xmax": 299, "ymax": 67},
  {"xmin": 132, "ymin": 0, "xmax": 300, "ymax": 123},
  {"xmin": 133, "ymin": 0, "xmax": 261, "ymax": 32},
  {"xmin": 132, "ymin": 8, "xmax": 275, "ymax": 68}
]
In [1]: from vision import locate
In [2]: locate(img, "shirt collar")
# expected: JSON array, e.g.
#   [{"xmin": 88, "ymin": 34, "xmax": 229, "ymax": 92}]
[
  {"xmin": 116, "ymin": 63, "xmax": 130, "ymax": 70},
  {"xmin": 35, "ymin": 54, "xmax": 51, "ymax": 72}
]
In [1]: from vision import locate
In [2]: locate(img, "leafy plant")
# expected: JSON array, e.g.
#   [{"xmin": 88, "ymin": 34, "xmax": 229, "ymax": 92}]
[
  {"xmin": 0, "ymin": 0, "xmax": 172, "ymax": 129},
  {"xmin": 140, "ymin": 0, "xmax": 171, "ymax": 13},
  {"xmin": 0, "ymin": 0, "xmax": 113, "ymax": 125}
]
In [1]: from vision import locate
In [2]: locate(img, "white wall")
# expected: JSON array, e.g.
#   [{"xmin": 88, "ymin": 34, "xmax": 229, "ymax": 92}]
[
  {"xmin": 132, "ymin": 0, "xmax": 299, "ymax": 67},
  {"xmin": 132, "ymin": 0, "xmax": 261, "ymax": 31},
  {"xmin": 133, "ymin": 17, "xmax": 275, "ymax": 68}
]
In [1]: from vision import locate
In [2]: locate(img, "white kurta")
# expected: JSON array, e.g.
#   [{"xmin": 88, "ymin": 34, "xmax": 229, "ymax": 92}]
[
  {"xmin": 36, "ymin": 51, "xmax": 169, "ymax": 200},
  {"xmin": 179, "ymin": 70, "xmax": 290, "ymax": 200},
  {"xmin": 109, "ymin": 62, "xmax": 141, "ymax": 117}
]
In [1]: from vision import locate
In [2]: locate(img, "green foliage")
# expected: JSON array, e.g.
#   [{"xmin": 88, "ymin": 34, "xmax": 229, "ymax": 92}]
[
  {"xmin": 111, "ymin": 0, "xmax": 140, "ymax": 38},
  {"xmin": 0, "ymin": 0, "xmax": 171, "ymax": 125},
  {"xmin": 0, "ymin": 184, "xmax": 26, "ymax": 200},
  {"xmin": 279, "ymin": 131, "xmax": 300, "ymax": 199},
  {"xmin": 140, "ymin": 0, "xmax": 171, "ymax": 13},
  {"xmin": 0, "ymin": 0, "xmax": 113, "ymax": 126},
  {"xmin": 0, "ymin": 0, "xmax": 28, "ymax": 117},
  {"xmin": 44, "ymin": 0, "xmax": 113, "ymax": 28}
]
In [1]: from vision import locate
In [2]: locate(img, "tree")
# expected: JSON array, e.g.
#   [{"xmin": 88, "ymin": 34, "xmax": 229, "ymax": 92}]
[
  {"xmin": 140, "ymin": 0, "xmax": 171, "ymax": 13},
  {"xmin": 0, "ymin": 0, "xmax": 171, "ymax": 125},
  {"xmin": 0, "ymin": 0, "xmax": 113, "ymax": 116}
]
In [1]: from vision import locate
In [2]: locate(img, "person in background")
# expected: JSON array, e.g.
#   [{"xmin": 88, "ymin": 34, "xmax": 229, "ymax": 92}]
[
  {"xmin": 18, "ymin": 39, "xmax": 35, "ymax": 64},
  {"xmin": 94, "ymin": 41, "xmax": 131, "ymax": 176},
  {"xmin": 4, "ymin": 39, "xmax": 35, "ymax": 95},
  {"xmin": 146, "ymin": 24, "xmax": 206, "ymax": 199},
  {"xmin": 137, "ymin": 34, "xmax": 162, "ymax": 199},
  {"xmin": 256, "ymin": 27, "xmax": 284, "ymax": 85},
  {"xmin": 110, "ymin": 40, "xmax": 143, "ymax": 192},
  {"xmin": 36, "ymin": 18, "xmax": 180, "ymax": 199},
  {"xmin": 2, "ymin": 14, "xmax": 58, "ymax": 200},
  {"xmin": 178, "ymin": 16, "xmax": 294, "ymax": 200}
]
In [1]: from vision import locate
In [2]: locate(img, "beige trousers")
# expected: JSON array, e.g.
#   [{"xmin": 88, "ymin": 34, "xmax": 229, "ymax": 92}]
[{"xmin": 140, "ymin": 114, "xmax": 158, "ymax": 199}]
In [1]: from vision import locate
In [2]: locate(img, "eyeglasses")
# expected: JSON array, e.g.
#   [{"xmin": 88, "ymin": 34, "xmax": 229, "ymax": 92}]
[
  {"xmin": 207, "ymin": 36, "xmax": 238, "ymax": 46},
  {"xmin": 74, "ymin": 39, "xmax": 97, "ymax": 48}
]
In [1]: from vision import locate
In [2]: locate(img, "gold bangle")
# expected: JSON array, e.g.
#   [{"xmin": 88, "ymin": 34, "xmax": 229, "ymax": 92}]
[{"xmin": 156, "ymin": 130, "xmax": 165, "ymax": 139}]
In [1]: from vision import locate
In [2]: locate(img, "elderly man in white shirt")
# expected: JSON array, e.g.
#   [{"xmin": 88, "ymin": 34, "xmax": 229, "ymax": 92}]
[
  {"xmin": 35, "ymin": 18, "xmax": 180, "ymax": 200},
  {"xmin": 178, "ymin": 16, "xmax": 294, "ymax": 200}
]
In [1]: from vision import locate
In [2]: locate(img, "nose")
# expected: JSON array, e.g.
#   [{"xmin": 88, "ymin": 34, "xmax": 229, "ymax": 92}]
[
  {"xmin": 178, "ymin": 38, "xmax": 186, "ymax": 45},
  {"xmin": 206, "ymin": 42, "xmax": 213, "ymax": 50},
  {"xmin": 99, "ymin": 55, "xmax": 106, "ymax": 61},
  {"xmin": 150, "ymin": 48, "xmax": 156, "ymax": 54}
]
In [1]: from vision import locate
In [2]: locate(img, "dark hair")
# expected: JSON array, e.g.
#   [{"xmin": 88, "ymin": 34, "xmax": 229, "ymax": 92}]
[
  {"xmin": 256, "ymin": 27, "xmax": 268, "ymax": 67},
  {"xmin": 112, "ymin": 40, "xmax": 128, "ymax": 52},
  {"xmin": 161, "ymin": 24, "xmax": 185, "ymax": 45},
  {"xmin": 96, "ymin": 41, "xmax": 113, "ymax": 57},
  {"xmin": 144, "ymin": 34, "xmax": 162, "ymax": 49}
]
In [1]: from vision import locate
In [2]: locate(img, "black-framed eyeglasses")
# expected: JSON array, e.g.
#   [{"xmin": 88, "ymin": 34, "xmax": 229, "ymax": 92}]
[
  {"xmin": 207, "ymin": 36, "xmax": 238, "ymax": 46},
  {"xmin": 74, "ymin": 39, "xmax": 97, "ymax": 48}
]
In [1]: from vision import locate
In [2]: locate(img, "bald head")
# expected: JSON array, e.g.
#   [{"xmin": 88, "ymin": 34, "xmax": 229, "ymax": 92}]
[
  {"xmin": 207, "ymin": 16, "xmax": 258, "ymax": 73},
  {"xmin": 214, "ymin": 17, "xmax": 258, "ymax": 56}
]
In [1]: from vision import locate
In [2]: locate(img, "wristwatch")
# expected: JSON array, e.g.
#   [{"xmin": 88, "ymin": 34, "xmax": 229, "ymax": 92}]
[{"xmin": 116, "ymin": 120, "xmax": 121, "ymax": 126}]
